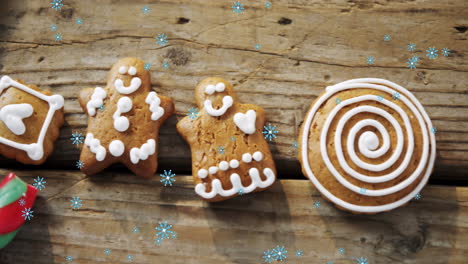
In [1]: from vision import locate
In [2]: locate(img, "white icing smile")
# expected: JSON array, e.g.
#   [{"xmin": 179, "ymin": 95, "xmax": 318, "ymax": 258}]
[
  {"xmin": 114, "ymin": 66, "xmax": 141, "ymax": 94},
  {"xmin": 204, "ymin": 96, "xmax": 233, "ymax": 116},
  {"xmin": 0, "ymin": 103, "xmax": 33, "ymax": 135}
]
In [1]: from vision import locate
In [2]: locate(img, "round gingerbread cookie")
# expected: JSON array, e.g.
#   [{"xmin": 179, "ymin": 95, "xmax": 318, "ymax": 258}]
[{"xmin": 298, "ymin": 78, "xmax": 436, "ymax": 214}]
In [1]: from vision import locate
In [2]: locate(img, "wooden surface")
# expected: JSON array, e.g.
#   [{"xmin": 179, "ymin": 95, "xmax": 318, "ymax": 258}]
[
  {"xmin": 0, "ymin": 169, "xmax": 467, "ymax": 264},
  {"xmin": 0, "ymin": 0, "xmax": 467, "ymax": 180}
]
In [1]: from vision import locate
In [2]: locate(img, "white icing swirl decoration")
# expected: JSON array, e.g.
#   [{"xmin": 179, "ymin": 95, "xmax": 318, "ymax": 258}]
[{"xmin": 300, "ymin": 78, "xmax": 436, "ymax": 213}]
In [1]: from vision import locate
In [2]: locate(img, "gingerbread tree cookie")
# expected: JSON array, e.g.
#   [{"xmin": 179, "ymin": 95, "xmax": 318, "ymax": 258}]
[
  {"xmin": 79, "ymin": 58, "xmax": 174, "ymax": 178},
  {"xmin": 177, "ymin": 77, "xmax": 277, "ymax": 202}
]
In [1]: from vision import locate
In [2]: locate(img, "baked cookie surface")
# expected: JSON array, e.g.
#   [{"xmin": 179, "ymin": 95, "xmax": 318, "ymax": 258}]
[
  {"xmin": 298, "ymin": 78, "xmax": 436, "ymax": 213},
  {"xmin": 79, "ymin": 57, "xmax": 174, "ymax": 178},
  {"xmin": 0, "ymin": 76, "xmax": 64, "ymax": 164},
  {"xmin": 177, "ymin": 77, "xmax": 277, "ymax": 202}
]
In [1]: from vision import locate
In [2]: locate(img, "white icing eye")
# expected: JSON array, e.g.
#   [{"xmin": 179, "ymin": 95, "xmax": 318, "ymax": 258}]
[
  {"xmin": 197, "ymin": 169, "xmax": 208, "ymax": 179},
  {"xmin": 128, "ymin": 66, "xmax": 137, "ymax": 76},
  {"xmin": 253, "ymin": 151, "xmax": 263, "ymax": 161},
  {"xmin": 229, "ymin": 159, "xmax": 239, "ymax": 168},
  {"xmin": 215, "ymin": 82, "xmax": 225, "ymax": 92},
  {"xmin": 208, "ymin": 166, "xmax": 218, "ymax": 174},
  {"xmin": 118, "ymin": 66, "xmax": 127, "ymax": 74},
  {"xmin": 205, "ymin": 85, "xmax": 215, "ymax": 95},
  {"xmin": 219, "ymin": 161, "xmax": 229, "ymax": 171},
  {"xmin": 242, "ymin": 153, "xmax": 252, "ymax": 163}
]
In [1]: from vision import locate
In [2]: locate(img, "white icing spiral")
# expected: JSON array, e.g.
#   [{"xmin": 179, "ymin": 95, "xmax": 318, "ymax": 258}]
[{"xmin": 301, "ymin": 78, "xmax": 436, "ymax": 213}]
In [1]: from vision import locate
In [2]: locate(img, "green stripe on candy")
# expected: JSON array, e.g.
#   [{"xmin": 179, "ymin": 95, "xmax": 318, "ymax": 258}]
[
  {"xmin": 0, "ymin": 176, "xmax": 27, "ymax": 208},
  {"xmin": 0, "ymin": 230, "xmax": 19, "ymax": 249}
]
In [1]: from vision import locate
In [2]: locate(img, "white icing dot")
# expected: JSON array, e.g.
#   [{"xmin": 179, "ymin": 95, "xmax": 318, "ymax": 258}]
[
  {"xmin": 118, "ymin": 66, "xmax": 127, "ymax": 74},
  {"xmin": 253, "ymin": 151, "xmax": 263, "ymax": 161},
  {"xmin": 117, "ymin": 97, "xmax": 133, "ymax": 113},
  {"xmin": 205, "ymin": 84, "xmax": 215, "ymax": 95},
  {"xmin": 219, "ymin": 161, "xmax": 229, "ymax": 171},
  {"xmin": 229, "ymin": 159, "xmax": 239, "ymax": 168},
  {"xmin": 109, "ymin": 140, "xmax": 125, "ymax": 157},
  {"xmin": 197, "ymin": 169, "xmax": 208, "ymax": 179},
  {"xmin": 208, "ymin": 166, "xmax": 218, "ymax": 174},
  {"xmin": 215, "ymin": 82, "xmax": 225, "ymax": 92},
  {"xmin": 242, "ymin": 153, "xmax": 252, "ymax": 163},
  {"xmin": 128, "ymin": 66, "xmax": 137, "ymax": 76}
]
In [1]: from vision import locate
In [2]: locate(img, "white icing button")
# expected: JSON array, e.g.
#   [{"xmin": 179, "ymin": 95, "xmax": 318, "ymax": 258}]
[
  {"xmin": 205, "ymin": 84, "xmax": 215, "ymax": 95},
  {"xmin": 128, "ymin": 66, "xmax": 137, "ymax": 76},
  {"xmin": 118, "ymin": 97, "xmax": 132, "ymax": 112},
  {"xmin": 208, "ymin": 166, "xmax": 218, "ymax": 174},
  {"xmin": 253, "ymin": 151, "xmax": 263, "ymax": 161},
  {"xmin": 197, "ymin": 169, "xmax": 208, "ymax": 179},
  {"xmin": 229, "ymin": 159, "xmax": 239, "ymax": 169},
  {"xmin": 118, "ymin": 66, "xmax": 127, "ymax": 74},
  {"xmin": 109, "ymin": 140, "xmax": 125, "ymax": 157},
  {"xmin": 219, "ymin": 161, "xmax": 229, "ymax": 171},
  {"xmin": 242, "ymin": 153, "xmax": 252, "ymax": 163},
  {"xmin": 215, "ymin": 82, "xmax": 225, "ymax": 92}
]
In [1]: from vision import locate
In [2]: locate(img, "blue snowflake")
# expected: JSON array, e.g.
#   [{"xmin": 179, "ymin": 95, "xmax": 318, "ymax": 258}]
[
  {"xmin": 142, "ymin": 5, "xmax": 151, "ymax": 14},
  {"xmin": 377, "ymin": 95, "xmax": 383, "ymax": 101},
  {"xmin": 19, "ymin": 198, "xmax": 26, "ymax": 206},
  {"xmin": 232, "ymin": 1, "xmax": 245, "ymax": 14},
  {"xmin": 54, "ymin": 33, "xmax": 62, "ymax": 41},
  {"xmin": 335, "ymin": 98, "xmax": 341, "ymax": 104},
  {"xmin": 70, "ymin": 196, "xmax": 82, "ymax": 209},
  {"xmin": 66, "ymin": 256, "xmax": 73, "ymax": 262},
  {"xmin": 327, "ymin": 262, "xmax": 334, "ymax": 264},
  {"xmin": 98, "ymin": 104, "xmax": 105, "ymax": 111},
  {"xmin": 155, "ymin": 221, "xmax": 174, "ymax": 239},
  {"xmin": 426, "ymin": 47, "xmax": 438, "ymax": 59},
  {"xmin": 238, "ymin": 188, "xmax": 244, "ymax": 196},
  {"xmin": 154, "ymin": 236, "xmax": 163, "ymax": 245},
  {"xmin": 21, "ymin": 208, "xmax": 34, "ymax": 220},
  {"xmin": 217, "ymin": 146, "xmax": 225, "ymax": 154},
  {"xmin": 295, "ymin": 249, "xmax": 304, "ymax": 257},
  {"xmin": 50, "ymin": 24, "xmax": 57, "ymax": 31},
  {"xmin": 263, "ymin": 249, "xmax": 275, "ymax": 263},
  {"xmin": 171, "ymin": 232, "xmax": 178, "ymax": 239},
  {"xmin": 412, "ymin": 55, "xmax": 420, "ymax": 62},
  {"xmin": 360, "ymin": 187, "xmax": 367, "ymax": 194},
  {"xmin": 383, "ymin": 34, "xmax": 391, "ymax": 42},
  {"xmin": 356, "ymin": 257, "xmax": 368, "ymax": 264},
  {"xmin": 230, "ymin": 136, "xmax": 236, "ymax": 141},
  {"xmin": 406, "ymin": 56, "xmax": 418, "ymax": 69},
  {"xmin": 442, "ymin": 48, "xmax": 450, "ymax": 57},
  {"xmin": 392, "ymin": 92, "xmax": 401, "ymax": 100},
  {"xmin": 144, "ymin": 63, "xmax": 151, "ymax": 70},
  {"xmin": 50, "ymin": 0, "xmax": 63, "ymax": 10},
  {"xmin": 314, "ymin": 200, "xmax": 321, "ymax": 208},
  {"xmin": 76, "ymin": 18, "xmax": 83, "ymax": 25},
  {"xmin": 273, "ymin": 245, "xmax": 287, "ymax": 261},
  {"xmin": 76, "ymin": 160, "xmax": 84, "ymax": 169},
  {"xmin": 160, "ymin": 170, "xmax": 176, "ymax": 186},
  {"xmin": 187, "ymin": 107, "xmax": 199, "ymax": 120},
  {"xmin": 338, "ymin": 248, "xmax": 345, "ymax": 254},
  {"xmin": 263, "ymin": 123, "xmax": 278, "ymax": 141},
  {"xmin": 155, "ymin": 33, "xmax": 168, "ymax": 46},
  {"xmin": 33, "ymin": 176, "xmax": 46, "ymax": 191},
  {"xmin": 254, "ymin": 43, "xmax": 261, "ymax": 50},
  {"xmin": 430, "ymin": 127, "xmax": 437, "ymax": 134},
  {"xmin": 162, "ymin": 62, "xmax": 170, "ymax": 69},
  {"xmin": 265, "ymin": 1, "xmax": 272, "ymax": 9},
  {"xmin": 127, "ymin": 254, "xmax": 134, "ymax": 262},
  {"xmin": 407, "ymin": 42, "xmax": 416, "ymax": 52},
  {"xmin": 414, "ymin": 193, "xmax": 422, "ymax": 200},
  {"xmin": 133, "ymin": 227, "xmax": 139, "ymax": 234},
  {"xmin": 70, "ymin": 132, "xmax": 84, "ymax": 145},
  {"xmin": 104, "ymin": 249, "xmax": 111, "ymax": 255},
  {"xmin": 366, "ymin": 56, "xmax": 375, "ymax": 65},
  {"xmin": 292, "ymin": 141, "xmax": 298, "ymax": 149}
]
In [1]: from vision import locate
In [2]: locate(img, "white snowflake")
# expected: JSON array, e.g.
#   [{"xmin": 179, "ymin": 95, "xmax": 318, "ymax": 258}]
[{"xmin": 18, "ymin": 198, "xmax": 26, "ymax": 206}]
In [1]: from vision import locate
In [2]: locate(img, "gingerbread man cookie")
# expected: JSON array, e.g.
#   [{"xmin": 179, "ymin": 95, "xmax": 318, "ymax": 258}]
[
  {"xmin": 177, "ymin": 77, "xmax": 277, "ymax": 202},
  {"xmin": 79, "ymin": 58, "xmax": 174, "ymax": 178},
  {"xmin": 0, "ymin": 76, "xmax": 64, "ymax": 164}
]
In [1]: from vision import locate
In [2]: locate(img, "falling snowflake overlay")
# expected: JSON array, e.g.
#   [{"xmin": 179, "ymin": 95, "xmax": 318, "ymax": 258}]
[
  {"xmin": 338, "ymin": 248, "xmax": 345, "ymax": 255},
  {"xmin": 98, "ymin": 104, "xmax": 105, "ymax": 111},
  {"xmin": 54, "ymin": 33, "xmax": 62, "ymax": 41},
  {"xmin": 254, "ymin": 43, "xmax": 261, "ymax": 50},
  {"xmin": 314, "ymin": 200, "xmax": 321, "ymax": 208},
  {"xmin": 392, "ymin": 92, "xmax": 401, "ymax": 100},
  {"xmin": 76, "ymin": 160, "xmax": 85, "ymax": 169},
  {"xmin": 265, "ymin": 1, "xmax": 272, "ymax": 9},
  {"xmin": 19, "ymin": 198, "xmax": 26, "ymax": 206},
  {"xmin": 22, "ymin": 208, "xmax": 34, "ymax": 220},
  {"xmin": 356, "ymin": 257, "xmax": 369, "ymax": 264},
  {"xmin": 366, "ymin": 56, "xmax": 375, "ymax": 65},
  {"xmin": 407, "ymin": 42, "xmax": 416, "ymax": 52},
  {"xmin": 414, "ymin": 193, "xmax": 422, "ymax": 200},
  {"xmin": 263, "ymin": 123, "xmax": 278, "ymax": 141},
  {"xmin": 406, "ymin": 56, "xmax": 419, "ymax": 69},
  {"xmin": 272, "ymin": 245, "xmax": 288, "ymax": 261},
  {"xmin": 104, "ymin": 249, "xmax": 111, "ymax": 256},
  {"xmin": 237, "ymin": 188, "xmax": 245, "ymax": 196},
  {"xmin": 187, "ymin": 107, "xmax": 199, "ymax": 120},
  {"xmin": 160, "ymin": 170, "xmax": 176, "ymax": 186},
  {"xmin": 70, "ymin": 131, "xmax": 84, "ymax": 145},
  {"xmin": 360, "ymin": 187, "xmax": 367, "ymax": 194},
  {"xmin": 127, "ymin": 254, "xmax": 134, "ymax": 262},
  {"xmin": 155, "ymin": 221, "xmax": 177, "ymax": 245},
  {"xmin": 292, "ymin": 141, "xmax": 298, "ymax": 149},
  {"xmin": 442, "ymin": 48, "xmax": 450, "ymax": 57},
  {"xmin": 142, "ymin": 5, "xmax": 151, "ymax": 14},
  {"xmin": 144, "ymin": 63, "xmax": 151, "ymax": 71},
  {"xmin": 383, "ymin": 34, "xmax": 391, "ymax": 42},
  {"xmin": 76, "ymin": 18, "xmax": 83, "ymax": 25},
  {"xmin": 50, "ymin": 0, "xmax": 63, "ymax": 10},
  {"xmin": 50, "ymin": 24, "xmax": 57, "ymax": 31},
  {"xmin": 66, "ymin": 256, "xmax": 73, "ymax": 262},
  {"xmin": 426, "ymin": 47, "xmax": 438, "ymax": 59},
  {"xmin": 162, "ymin": 62, "xmax": 170, "ymax": 69},
  {"xmin": 70, "ymin": 196, "xmax": 83, "ymax": 209},
  {"xmin": 33, "ymin": 176, "xmax": 46, "ymax": 191},
  {"xmin": 133, "ymin": 227, "xmax": 139, "ymax": 234},
  {"xmin": 155, "ymin": 33, "xmax": 168, "ymax": 46},
  {"xmin": 377, "ymin": 95, "xmax": 384, "ymax": 101},
  {"xmin": 327, "ymin": 262, "xmax": 334, "ymax": 264},
  {"xmin": 232, "ymin": 1, "xmax": 245, "ymax": 14},
  {"xmin": 263, "ymin": 249, "xmax": 275, "ymax": 263},
  {"xmin": 335, "ymin": 98, "xmax": 342, "ymax": 104},
  {"xmin": 295, "ymin": 249, "xmax": 304, "ymax": 257},
  {"xmin": 431, "ymin": 127, "xmax": 437, "ymax": 134},
  {"xmin": 230, "ymin": 136, "xmax": 236, "ymax": 141},
  {"xmin": 217, "ymin": 146, "xmax": 225, "ymax": 154}
]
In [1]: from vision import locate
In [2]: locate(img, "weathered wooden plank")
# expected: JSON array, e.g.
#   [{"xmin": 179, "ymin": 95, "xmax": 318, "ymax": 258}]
[
  {"xmin": 0, "ymin": 169, "xmax": 467, "ymax": 264},
  {"xmin": 0, "ymin": 0, "xmax": 467, "ymax": 180}
]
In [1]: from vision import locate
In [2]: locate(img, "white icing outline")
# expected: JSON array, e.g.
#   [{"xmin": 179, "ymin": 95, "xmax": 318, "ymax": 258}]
[
  {"xmin": 0, "ymin": 103, "xmax": 33, "ymax": 135},
  {"xmin": 301, "ymin": 78, "xmax": 436, "ymax": 213},
  {"xmin": 0, "ymin": 76, "xmax": 64, "ymax": 160},
  {"xmin": 195, "ymin": 168, "xmax": 275, "ymax": 199},
  {"xmin": 86, "ymin": 87, "xmax": 106, "ymax": 116},
  {"xmin": 234, "ymin": 110, "xmax": 256, "ymax": 134},
  {"xmin": 204, "ymin": 96, "xmax": 233, "ymax": 116},
  {"xmin": 130, "ymin": 139, "xmax": 156, "ymax": 164},
  {"xmin": 145, "ymin": 91, "xmax": 165, "ymax": 121},
  {"xmin": 84, "ymin": 133, "xmax": 106, "ymax": 161},
  {"xmin": 113, "ymin": 97, "xmax": 132, "ymax": 132}
]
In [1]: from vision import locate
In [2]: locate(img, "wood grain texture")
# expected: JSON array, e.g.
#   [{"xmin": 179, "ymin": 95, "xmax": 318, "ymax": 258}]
[
  {"xmin": 0, "ymin": 169, "xmax": 467, "ymax": 264},
  {"xmin": 0, "ymin": 0, "xmax": 467, "ymax": 180}
]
